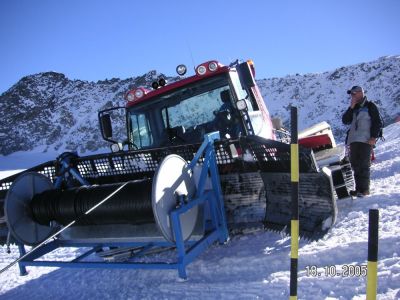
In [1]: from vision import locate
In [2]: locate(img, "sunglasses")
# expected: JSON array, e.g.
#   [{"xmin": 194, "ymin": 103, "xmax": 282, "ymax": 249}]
[{"xmin": 351, "ymin": 91, "xmax": 361, "ymax": 95}]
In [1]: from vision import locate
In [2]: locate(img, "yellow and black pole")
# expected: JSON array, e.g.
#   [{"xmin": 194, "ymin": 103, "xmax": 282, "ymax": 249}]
[
  {"xmin": 366, "ymin": 209, "xmax": 379, "ymax": 300},
  {"xmin": 290, "ymin": 106, "xmax": 299, "ymax": 300}
]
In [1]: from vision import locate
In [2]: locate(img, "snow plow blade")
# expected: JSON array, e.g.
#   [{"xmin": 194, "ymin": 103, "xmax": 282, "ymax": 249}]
[{"xmin": 0, "ymin": 136, "xmax": 352, "ymax": 244}]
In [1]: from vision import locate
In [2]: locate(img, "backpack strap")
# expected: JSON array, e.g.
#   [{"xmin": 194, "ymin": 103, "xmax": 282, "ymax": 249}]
[{"xmin": 367, "ymin": 100, "xmax": 384, "ymax": 141}]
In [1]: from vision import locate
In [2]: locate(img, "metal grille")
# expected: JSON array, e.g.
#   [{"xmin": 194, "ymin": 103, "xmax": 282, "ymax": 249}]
[
  {"xmin": 73, "ymin": 142, "xmax": 244, "ymax": 185},
  {"xmin": 240, "ymin": 136, "xmax": 318, "ymax": 173},
  {"xmin": 0, "ymin": 137, "xmax": 318, "ymax": 195},
  {"xmin": 74, "ymin": 144, "xmax": 201, "ymax": 185},
  {"xmin": 0, "ymin": 161, "xmax": 57, "ymax": 199}
]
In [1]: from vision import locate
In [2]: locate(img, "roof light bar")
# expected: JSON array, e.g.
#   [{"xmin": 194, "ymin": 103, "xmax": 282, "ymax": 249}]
[
  {"xmin": 195, "ymin": 61, "xmax": 221, "ymax": 76},
  {"xmin": 125, "ymin": 88, "xmax": 147, "ymax": 102}
]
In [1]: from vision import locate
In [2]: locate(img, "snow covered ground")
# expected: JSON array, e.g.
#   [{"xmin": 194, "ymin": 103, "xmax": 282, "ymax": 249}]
[
  {"xmin": 0, "ymin": 146, "xmax": 109, "ymax": 171},
  {"xmin": 0, "ymin": 123, "xmax": 399, "ymax": 299}
]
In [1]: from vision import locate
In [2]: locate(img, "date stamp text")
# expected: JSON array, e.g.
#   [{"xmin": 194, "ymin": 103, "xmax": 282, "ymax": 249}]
[{"xmin": 305, "ymin": 264, "xmax": 367, "ymax": 277}]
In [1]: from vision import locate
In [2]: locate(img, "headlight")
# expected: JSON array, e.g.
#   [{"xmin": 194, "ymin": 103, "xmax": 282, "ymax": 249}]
[
  {"xmin": 196, "ymin": 65, "xmax": 207, "ymax": 75},
  {"xmin": 208, "ymin": 61, "xmax": 218, "ymax": 72},
  {"xmin": 176, "ymin": 64, "xmax": 187, "ymax": 76},
  {"xmin": 151, "ymin": 81, "xmax": 159, "ymax": 90},
  {"xmin": 134, "ymin": 89, "xmax": 144, "ymax": 98},
  {"xmin": 236, "ymin": 99, "xmax": 247, "ymax": 111},
  {"xmin": 125, "ymin": 88, "xmax": 146, "ymax": 102},
  {"xmin": 111, "ymin": 143, "xmax": 122, "ymax": 152},
  {"xmin": 158, "ymin": 77, "xmax": 167, "ymax": 86},
  {"xmin": 126, "ymin": 91, "xmax": 135, "ymax": 102}
]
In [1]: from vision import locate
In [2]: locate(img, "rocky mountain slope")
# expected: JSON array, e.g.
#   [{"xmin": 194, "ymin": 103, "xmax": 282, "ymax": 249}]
[
  {"xmin": 0, "ymin": 56, "xmax": 399, "ymax": 156},
  {"xmin": 0, "ymin": 71, "xmax": 177, "ymax": 155},
  {"xmin": 259, "ymin": 55, "xmax": 400, "ymax": 142}
]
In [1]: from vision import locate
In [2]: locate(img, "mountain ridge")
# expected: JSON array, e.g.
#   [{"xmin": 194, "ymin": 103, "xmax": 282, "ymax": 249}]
[
  {"xmin": 0, "ymin": 55, "xmax": 399, "ymax": 156},
  {"xmin": 258, "ymin": 55, "xmax": 399, "ymax": 140}
]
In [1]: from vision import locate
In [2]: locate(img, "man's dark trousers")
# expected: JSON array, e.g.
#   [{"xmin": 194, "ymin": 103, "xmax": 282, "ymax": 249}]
[{"xmin": 350, "ymin": 142, "xmax": 372, "ymax": 193}]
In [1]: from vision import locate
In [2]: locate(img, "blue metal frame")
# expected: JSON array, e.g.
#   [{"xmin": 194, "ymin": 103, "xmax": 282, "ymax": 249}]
[
  {"xmin": 54, "ymin": 152, "xmax": 89, "ymax": 188},
  {"xmin": 16, "ymin": 132, "xmax": 228, "ymax": 279}
]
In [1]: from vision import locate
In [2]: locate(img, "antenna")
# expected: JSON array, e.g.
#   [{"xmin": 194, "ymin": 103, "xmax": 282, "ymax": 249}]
[{"xmin": 186, "ymin": 40, "xmax": 196, "ymax": 72}]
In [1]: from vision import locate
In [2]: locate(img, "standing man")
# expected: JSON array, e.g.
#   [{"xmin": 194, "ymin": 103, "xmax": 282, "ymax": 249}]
[{"xmin": 342, "ymin": 85, "xmax": 382, "ymax": 197}]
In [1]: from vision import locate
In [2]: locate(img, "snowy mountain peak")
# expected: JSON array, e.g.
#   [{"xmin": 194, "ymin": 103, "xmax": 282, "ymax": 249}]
[
  {"xmin": 258, "ymin": 55, "xmax": 400, "ymax": 140},
  {"xmin": 0, "ymin": 56, "xmax": 399, "ymax": 156},
  {"xmin": 0, "ymin": 70, "xmax": 177, "ymax": 155}
]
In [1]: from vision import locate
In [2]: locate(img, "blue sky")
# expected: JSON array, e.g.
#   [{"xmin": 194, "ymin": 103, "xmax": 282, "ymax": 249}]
[{"xmin": 0, "ymin": 0, "xmax": 399, "ymax": 94}]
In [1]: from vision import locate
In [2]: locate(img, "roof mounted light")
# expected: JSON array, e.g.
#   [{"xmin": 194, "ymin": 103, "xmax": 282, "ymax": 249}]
[
  {"xmin": 208, "ymin": 61, "xmax": 218, "ymax": 72},
  {"xmin": 151, "ymin": 76, "xmax": 167, "ymax": 90},
  {"xmin": 134, "ymin": 89, "xmax": 144, "ymax": 98},
  {"xmin": 158, "ymin": 76, "xmax": 167, "ymax": 86},
  {"xmin": 176, "ymin": 64, "xmax": 187, "ymax": 76},
  {"xmin": 196, "ymin": 60, "xmax": 222, "ymax": 76},
  {"xmin": 125, "ymin": 87, "xmax": 146, "ymax": 102},
  {"xmin": 196, "ymin": 65, "xmax": 207, "ymax": 75},
  {"xmin": 126, "ymin": 91, "xmax": 135, "ymax": 102}
]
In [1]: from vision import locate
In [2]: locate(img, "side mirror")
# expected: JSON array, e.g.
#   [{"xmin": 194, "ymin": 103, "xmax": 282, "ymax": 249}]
[
  {"xmin": 100, "ymin": 114, "xmax": 113, "ymax": 138},
  {"xmin": 237, "ymin": 62, "xmax": 256, "ymax": 89},
  {"xmin": 98, "ymin": 106, "xmax": 126, "ymax": 146}
]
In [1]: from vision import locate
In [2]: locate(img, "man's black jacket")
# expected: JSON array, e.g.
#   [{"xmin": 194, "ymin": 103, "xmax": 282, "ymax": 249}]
[{"xmin": 342, "ymin": 98, "xmax": 383, "ymax": 139}]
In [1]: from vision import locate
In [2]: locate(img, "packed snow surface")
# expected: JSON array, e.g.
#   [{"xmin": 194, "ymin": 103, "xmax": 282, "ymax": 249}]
[{"xmin": 0, "ymin": 123, "xmax": 399, "ymax": 299}]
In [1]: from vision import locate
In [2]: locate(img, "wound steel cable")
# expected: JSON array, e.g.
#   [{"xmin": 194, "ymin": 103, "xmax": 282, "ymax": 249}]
[
  {"xmin": 31, "ymin": 180, "xmax": 154, "ymax": 226},
  {"xmin": 0, "ymin": 181, "xmax": 130, "ymax": 275}
]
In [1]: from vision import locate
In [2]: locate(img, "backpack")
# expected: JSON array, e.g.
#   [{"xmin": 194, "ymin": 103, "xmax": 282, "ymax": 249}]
[{"xmin": 366, "ymin": 101, "xmax": 385, "ymax": 141}]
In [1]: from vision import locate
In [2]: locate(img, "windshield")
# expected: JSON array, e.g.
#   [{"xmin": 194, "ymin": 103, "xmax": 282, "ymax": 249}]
[{"xmin": 128, "ymin": 74, "xmax": 243, "ymax": 149}]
